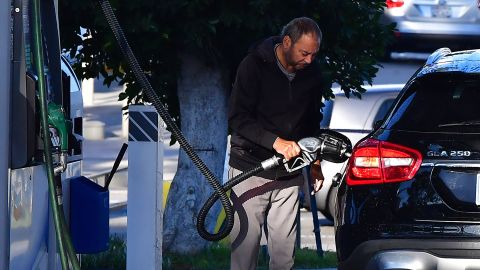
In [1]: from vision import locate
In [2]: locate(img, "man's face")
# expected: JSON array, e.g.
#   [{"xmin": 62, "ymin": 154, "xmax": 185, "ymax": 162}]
[{"xmin": 284, "ymin": 34, "xmax": 320, "ymax": 71}]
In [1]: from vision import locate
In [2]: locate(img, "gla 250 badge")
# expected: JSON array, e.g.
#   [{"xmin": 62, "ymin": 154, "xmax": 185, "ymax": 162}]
[{"xmin": 427, "ymin": 150, "xmax": 471, "ymax": 157}]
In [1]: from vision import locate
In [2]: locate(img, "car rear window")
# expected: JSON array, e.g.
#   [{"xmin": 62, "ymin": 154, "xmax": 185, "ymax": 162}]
[{"xmin": 385, "ymin": 73, "xmax": 480, "ymax": 133}]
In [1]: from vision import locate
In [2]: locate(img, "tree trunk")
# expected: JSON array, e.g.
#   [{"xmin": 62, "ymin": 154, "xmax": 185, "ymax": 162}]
[{"xmin": 163, "ymin": 53, "xmax": 229, "ymax": 254}]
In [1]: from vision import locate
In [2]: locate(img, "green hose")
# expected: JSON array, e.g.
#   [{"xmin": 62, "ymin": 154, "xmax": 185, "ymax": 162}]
[{"xmin": 31, "ymin": 0, "xmax": 79, "ymax": 269}]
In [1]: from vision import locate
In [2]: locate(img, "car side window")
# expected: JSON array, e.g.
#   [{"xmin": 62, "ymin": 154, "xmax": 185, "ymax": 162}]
[{"xmin": 371, "ymin": 99, "xmax": 395, "ymax": 129}]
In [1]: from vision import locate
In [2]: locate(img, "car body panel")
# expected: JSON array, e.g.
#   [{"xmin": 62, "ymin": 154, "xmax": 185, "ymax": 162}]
[
  {"xmin": 337, "ymin": 239, "xmax": 480, "ymax": 269},
  {"xmin": 308, "ymin": 85, "xmax": 403, "ymax": 217},
  {"xmin": 418, "ymin": 49, "xmax": 480, "ymax": 75}
]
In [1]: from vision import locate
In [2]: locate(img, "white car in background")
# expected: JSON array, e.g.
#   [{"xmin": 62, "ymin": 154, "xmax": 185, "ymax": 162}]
[
  {"xmin": 304, "ymin": 84, "xmax": 404, "ymax": 220},
  {"xmin": 383, "ymin": 0, "xmax": 480, "ymax": 53}
]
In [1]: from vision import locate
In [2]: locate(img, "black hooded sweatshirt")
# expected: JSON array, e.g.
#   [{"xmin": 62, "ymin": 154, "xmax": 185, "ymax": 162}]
[{"xmin": 228, "ymin": 36, "xmax": 323, "ymax": 180}]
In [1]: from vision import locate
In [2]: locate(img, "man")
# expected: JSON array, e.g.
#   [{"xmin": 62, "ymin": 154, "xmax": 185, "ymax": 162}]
[{"xmin": 228, "ymin": 17, "xmax": 324, "ymax": 270}]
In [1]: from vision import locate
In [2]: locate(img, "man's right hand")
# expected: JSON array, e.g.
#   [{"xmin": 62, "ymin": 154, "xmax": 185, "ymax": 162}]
[{"xmin": 273, "ymin": 137, "xmax": 301, "ymax": 161}]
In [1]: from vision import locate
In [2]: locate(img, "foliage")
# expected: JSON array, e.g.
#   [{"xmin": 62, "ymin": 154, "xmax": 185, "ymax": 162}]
[
  {"xmin": 295, "ymin": 248, "xmax": 338, "ymax": 269},
  {"xmin": 163, "ymin": 244, "xmax": 338, "ymax": 269},
  {"xmin": 59, "ymin": 0, "xmax": 180, "ymax": 131},
  {"xmin": 80, "ymin": 235, "xmax": 126, "ymax": 270},
  {"xmin": 308, "ymin": 1, "xmax": 395, "ymax": 98},
  {"xmin": 79, "ymin": 239, "xmax": 337, "ymax": 270},
  {"xmin": 59, "ymin": 0, "xmax": 394, "ymax": 122}
]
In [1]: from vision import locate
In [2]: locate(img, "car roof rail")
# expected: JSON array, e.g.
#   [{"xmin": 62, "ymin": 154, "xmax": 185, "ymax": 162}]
[{"xmin": 426, "ymin": 47, "xmax": 451, "ymax": 65}]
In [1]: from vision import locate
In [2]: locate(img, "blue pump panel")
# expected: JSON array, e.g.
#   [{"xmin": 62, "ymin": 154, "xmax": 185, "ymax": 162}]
[{"xmin": 70, "ymin": 176, "xmax": 109, "ymax": 253}]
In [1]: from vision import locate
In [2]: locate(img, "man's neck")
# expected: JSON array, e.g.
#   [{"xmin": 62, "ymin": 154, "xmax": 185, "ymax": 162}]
[{"xmin": 275, "ymin": 44, "xmax": 295, "ymax": 73}]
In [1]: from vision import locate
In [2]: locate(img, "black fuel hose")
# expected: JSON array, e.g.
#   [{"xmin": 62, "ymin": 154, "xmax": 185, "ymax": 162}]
[
  {"xmin": 196, "ymin": 165, "xmax": 264, "ymax": 240},
  {"xmin": 99, "ymin": 0, "xmax": 245, "ymax": 241}
]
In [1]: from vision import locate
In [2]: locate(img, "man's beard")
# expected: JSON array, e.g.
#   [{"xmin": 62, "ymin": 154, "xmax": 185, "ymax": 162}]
[{"xmin": 285, "ymin": 49, "xmax": 307, "ymax": 71}]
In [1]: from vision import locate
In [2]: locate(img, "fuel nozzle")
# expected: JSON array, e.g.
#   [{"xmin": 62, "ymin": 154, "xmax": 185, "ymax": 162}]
[
  {"xmin": 283, "ymin": 130, "xmax": 352, "ymax": 173},
  {"xmin": 48, "ymin": 102, "xmax": 69, "ymax": 175},
  {"xmin": 315, "ymin": 129, "xmax": 352, "ymax": 163}
]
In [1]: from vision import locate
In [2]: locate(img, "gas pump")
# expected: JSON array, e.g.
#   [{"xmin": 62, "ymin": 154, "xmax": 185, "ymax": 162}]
[{"xmin": 2, "ymin": 0, "xmax": 84, "ymax": 269}]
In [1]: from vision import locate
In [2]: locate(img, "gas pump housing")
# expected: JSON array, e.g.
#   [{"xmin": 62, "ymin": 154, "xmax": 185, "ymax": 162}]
[{"xmin": 2, "ymin": 0, "xmax": 84, "ymax": 269}]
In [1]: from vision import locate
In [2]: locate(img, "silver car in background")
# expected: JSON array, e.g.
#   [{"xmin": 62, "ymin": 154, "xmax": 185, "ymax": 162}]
[
  {"xmin": 383, "ymin": 0, "xmax": 480, "ymax": 52},
  {"xmin": 304, "ymin": 84, "xmax": 403, "ymax": 220}
]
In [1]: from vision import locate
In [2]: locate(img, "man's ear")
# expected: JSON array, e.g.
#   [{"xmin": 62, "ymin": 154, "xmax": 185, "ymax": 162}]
[{"xmin": 282, "ymin": 35, "xmax": 292, "ymax": 50}]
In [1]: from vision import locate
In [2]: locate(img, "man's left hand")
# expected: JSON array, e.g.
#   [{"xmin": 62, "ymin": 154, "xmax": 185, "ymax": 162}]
[{"xmin": 310, "ymin": 162, "xmax": 324, "ymax": 195}]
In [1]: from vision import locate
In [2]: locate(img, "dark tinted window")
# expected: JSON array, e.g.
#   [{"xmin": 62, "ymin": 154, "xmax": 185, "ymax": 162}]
[
  {"xmin": 386, "ymin": 73, "xmax": 480, "ymax": 133},
  {"xmin": 371, "ymin": 99, "xmax": 395, "ymax": 129}
]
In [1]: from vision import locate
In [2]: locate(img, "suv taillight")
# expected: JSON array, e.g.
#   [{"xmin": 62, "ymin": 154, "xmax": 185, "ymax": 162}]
[
  {"xmin": 386, "ymin": 0, "xmax": 404, "ymax": 8},
  {"xmin": 346, "ymin": 138, "xmax": 422, "ymax": 186}
]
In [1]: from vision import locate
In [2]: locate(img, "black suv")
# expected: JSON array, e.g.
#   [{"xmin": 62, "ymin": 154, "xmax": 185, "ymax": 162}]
[{"xmin": 334, "ymin": 48, "xmax": 480, "ymax": 270}]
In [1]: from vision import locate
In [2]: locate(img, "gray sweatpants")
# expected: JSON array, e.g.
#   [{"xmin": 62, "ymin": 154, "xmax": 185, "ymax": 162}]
[{"xmin": 229, "ymin": 167, "xmax": 303, "ymax": 270}]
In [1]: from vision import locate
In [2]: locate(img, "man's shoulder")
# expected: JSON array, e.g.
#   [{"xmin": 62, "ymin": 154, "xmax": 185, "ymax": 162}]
[
  {"xmin": 238, "ymin": 52, "xmax": 265, "ymax": 71},
  {"xmin": 236, "ymin": 36, "xmax": 280, "ymax": 75},
  {"xmin": 247, "ymin": 36, "xmax": 280, "ymax": 62}
]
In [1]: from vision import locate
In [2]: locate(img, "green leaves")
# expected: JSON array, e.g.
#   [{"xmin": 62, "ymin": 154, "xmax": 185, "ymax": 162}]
[{"xmin": 59, "ymin": 0, "xmax": 393, "ymax": 122}]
